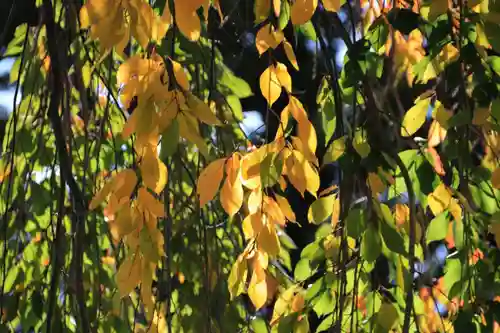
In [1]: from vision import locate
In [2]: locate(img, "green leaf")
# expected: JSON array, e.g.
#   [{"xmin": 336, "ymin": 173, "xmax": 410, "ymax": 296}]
[
  {"xmin": 294, "ymin": 316, "xmax": 309, "ymax": 333},
  {"xmin": 361, "ymin": 226, "xmax": 382, "ymax": 262},
  {"xmin": 219, "ymin": 69, "xmax": 253, "ymax": 98},
  {"xmin": 377, "ymin": 302, "xmax": 399, "ymax": 330},
  {"xmin": 323, "ymin": 137, "xmax": 345, "ymax": 165},
  {"xmin": 315, "ymin": 314, "xmax": 333, "ymax": 333},
  {"xmin": 401, "ymin": 97, "xmax": 431, "ymax": 137},
  {"xmin": 294, "ymin": 258, "xmax": 313, "ymax": 281},
  {"xmin": 226, "ymin": 95, "xmax": 243, "ymax": 121},
  {"xmin": 426, "ymin": 212, "xmax": 448, "ymax": 244},
  {"xmin": 278, "ymin": 0, "xmax": 291, "ymax": 31},
  {"xmin": 380, "ymin": 219, "xmax": 407, "ymax": 255},
  {"xmin": 312, "ymin": 290, "xmax": 335, "ymax": 316},
  {"xmin": 260, "ymin": 152, "xmax": 283, "ymax": 188},
  {"xmin": 160, "ymin": 119, "xmax": 180, "ymax": 160},
  {"xmin": 4, "ymin": 266, "xmax": 19, "ymax": 293},
  {"xmin": 299, "ymin": 22, "xmax": 317, "ymax": 41},
  {"xmin": 307, "ymin": 194, "xmax": 335, "ymax": 224},
  {"xmin": 346, "ymin": 208, "xmax": 366, "ymax": 238},
  {"xmin": 251, "ymin": 317, "xmax": 269, "ymax": 333}
]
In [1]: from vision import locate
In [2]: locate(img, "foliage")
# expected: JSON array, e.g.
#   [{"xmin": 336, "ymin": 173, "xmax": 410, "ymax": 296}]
[{"xmin": 2, "ymin": 0, "xmax": 500, "ymax": 332}]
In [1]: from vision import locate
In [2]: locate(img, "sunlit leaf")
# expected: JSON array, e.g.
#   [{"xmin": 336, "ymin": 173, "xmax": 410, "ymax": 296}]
[
  {"xmin": 401, "ymin": 97, "xmax": 431, "ymax": 137},
  {"xmin": 197, "ymin": 158, "xmax": 227, "ymax": 207},
  {"xmin": 291, "ymin": 0, "xmax": 318, "ymax": 25}
]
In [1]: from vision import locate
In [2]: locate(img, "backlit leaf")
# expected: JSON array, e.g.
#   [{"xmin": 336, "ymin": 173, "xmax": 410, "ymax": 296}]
[
  {"xmin": 361, "ymin": 225, "xmax": 382, "ymax": 262},
  {"xmin": 140, "ymin": 147, "xmax": 168, "ymax": 194},
  {"xmin": 175, "ymin": 1, "xmax": 201, "ymax": 41},
  {"xmin": 197, "ymin": 158, "xmax": 227, "ymax": 207},
  {"xmin": 172, "ymin": 60, "xmax": 189, "ymax": 91},
  {"xmin": 116, "ymin": 254, "xmax": 142, "ymax": 298},
  {"xmin": 291, "ymin": 0, "xmax": 318, "ymax": 25},
  {"xmin": 322, "ymin": 0, "xmax": 342, "ymax": 12},
  {"xmin": 256, "ymin": 24, "xmax": 285, "ymax": 55},
  {"xmin": 228, "ymin": 256, "xmax": 248, "ymax": 299},
  {"xmin": 283, "ymin": 41, "xmax": 299, "ymax": 70},
  {"xmin": 260, "ymin": 65, "xmax": 282, "ymax": 106},
  {"xmin": 308, "ymin": 194, "xmax": 334, "ymax": 224},
  {"xmin": 401, "ymin": 97, "xmax": 431, "ymax": 137},
  {"xmin": 426, "ymin": 212, "xmax": 449, "ymax": 244},
  {"xmin": 248, "ymin": 270, "xmax": 268, "ymax": 309}
]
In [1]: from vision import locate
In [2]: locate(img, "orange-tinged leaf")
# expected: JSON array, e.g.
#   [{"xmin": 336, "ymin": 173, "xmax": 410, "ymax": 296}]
[
  {"xmin": 175, "ymin": 1, "xmax": 201, "ymax": 41},
  {"xmin": 248, "ymin": 270, "xmax": 268, "ymax": 309},
  {"xmin": 322, "ymin": 0, "xmax": 342, "ymax": 12},
  {"xmin": 291, "ymin": 0, "xmax": 318, "ymax": 25},
  {"xmin": 368, "ymin": 172, "xmax": 386, "ymax": 195},
  {"xmin": 283, "ymin": 41, "xmax": 299, "ymax": 70},
  {"xmin": 171, "ymin": 60, "xmax": 190, "ymax": 90},
  {"xmin": 260, "ymin": 65, "xmax": 282, "ymax": 106},
  {"xmin": 137, "ymin": 187, "xmax": 165, "ymax": 217},
  {"xmin": 428, "ymin": 120, "xmax": 447, "ymax": 147},
  {"xmin": 275, "ymin": 194, "xmax": 296, "ymax": 222},
  {"xmin": 197, "ymin": 158, "xmax": 226, "ymax": 206},
  {"xmin": 252, "ymin": 249, "xmax": 269, "ymax": 271},
  {"xmin": 140, "ymin": 147, "xmax": 168, "ymax": 194},
  {"xmin": 428, "ymin": 146, "xmax": 446, "ymax": 176},
  {"xmin": 256, "ymin": 24, "xmax": 285, "ymax": 55},
  {"xmin": 263, "ymin": 196, "xmax": 287, "ymax": 226},
  {"xmin": 291, "ymin": 292, "xmax": 305, "ymax": 312},
  {"xmin": 255, "ymin": 0, "xmax": 271, "ymax": 23},
  {"xmin": 116, "ymin": 254, "xmax": 142, "ymax": 298},
  {"xmin": 89, "ymin": 179, "xmax": 114, "ymax": 210},
  {"xmin": 243, "ymin": 213, "xmax": 264, "ymax": 239},
  {"xmin": 220, "ymin": 175, "xmax": 244, "ymax": 217},
  {"xmin": 113, "ymin": 169, "xmax": 138, "ymax": 201}
]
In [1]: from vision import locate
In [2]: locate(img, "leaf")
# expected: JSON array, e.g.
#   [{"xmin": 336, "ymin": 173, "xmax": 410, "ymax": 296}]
[
  {"xmin": 361, "ymin": 226, "xmax": 382, "ymax": 262},
  {"xmin": 175, "ymin": 1, "xmax": 201, "ymax": 41},
  {"xmin": 294, "ymin": 258, "xmax": 313, "ymax": 281},
  {"xmin": 294, "ymin": 316, "xmax": 309, "ymax": 333},
  {"xmin": 492, "ymin": 167, "xmax": 500, "ymax": 189},
  {"xmin": 260, "ymin": 65, "xmax": 282, "ymax": 106},
  {"xmin": 140, "ymin": 147, "xmax": 168, "ymax": 194},
  {"xmin": 322, "ymin": 0, "xmax": 342, "ymax": 12},
  {"xmin": 171, "ymin": 60, "xmax": 190, "ymax": 91},
  {"xmin": 428, "ymin": 183, "xmax": 452, "ymax": 216},
  {"xmin": 256, "ymin": 24, "xmax": 285, "ymax": 55},
  {"xmin": 346, "ymin": 208, "xmax": 366, "ymax": 238},
  {"xmin": 401, "ymin": 97, "xmax": 431, "ymax": 137},
  {"xmin": 160, "ymin": 119, "xmax": 179, "ymax": 159},
  {"xmin": 291, "ymin": 0, "xmax": 318, "ymax": 25},
  {"xmin": 426, "ymin": 212, "xmax": 449, "ymax": 244},
  {"xmin": 323, "ymin": 136, "xmax": 346, "ymax": 165},
  {"xmin": 377, "ymin": 303, "xmax": 399, "ymax": 330},
  {"xmin": 228, "ymin": 256, "xmax": 248, "ymax": 299},
  {"xmin": 137, "ymin": 187, "xmax": 165, "ymax": 217},
  {"xmin": 261, "ymin": 152, "xmax": 283, "ymax": 188},
  {"xmin": 283, "ymin": 41, "xmax": 299, "ymax": 70},
  {"xmin": 220, "ymin": 154, "xmax": 244, "ymax": 216},
  {"xmin": 197, "ymin": 158, "xmax": 227, "ymax": 207},
  {"xmin": 275, "ymin": 194, "xmax": 296, "ymax": 222},
  {"xmin": 257, "ymin": 221, "xmax": 281, "ymax": 257},
  {"xmin": 255, "ymin": 0, "xmax": 271, "ymax": 23},
  {"xmin": 248, "ymin": 270, "xmax": 268, "ymax": 309},
  {"xmin": 186, "ymin": 93, "xmax": 222, "ymax": 126},
  {"xmin": 89, "ymin": 180, "xmax": 114, "ymax": 210},
  {"xmin": 308, "ymin": 194, "xmax": 335, "ymax": 224},
  {"xmin": 116, "ymin": 254, "xmax": 142, "ymax": 298},
  {"xmin": 380, "ymin": 218, "xmax": 407, "ymax": 255},
  {"xmin": 353, "ymin": 128, "xmax": 371, "ymax": 158}
]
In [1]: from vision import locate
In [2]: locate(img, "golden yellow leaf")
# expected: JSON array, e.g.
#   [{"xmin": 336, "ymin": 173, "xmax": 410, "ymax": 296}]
[
  {"xmin": 275, "ymin": 62, "xmax": 292, "ymax": 93},
  {"xmin": 228, "ymin": 256, "xmax": 248, "ymax": 299},
  {"xmin": 140, "ymin": 147, "xmax": 168, "ymax": 194},
  {"xmin": 260, "ymin": 65, "xmax": 282, "ymax": 106},
  {"xmin": 197, "ymin": 158, "xmax": 226, "ymax": 207},
  {"xmin": 257, "ymin": 220, "xmax": 281, "ymax": 256},
  {"xmin": 80, "ymin": 5, "xmax": 91, "ymax": 29},
  {"xmin": 492, "ymin": 168, "xmax": 500, "ymax": 189},
  {"xmin": 331, "ymin": 195, "xmax": 340, "ymax": 227},
  {"xmin": 428, "ymin": 183, "xmax": 452, "ymax": 216},
  {"xmin": 322, "ymin": 0, "xmax": 341, "ymax": 12},
  {"xmin": 116, "ymin": 254, "xmax": 142, "ymax": 297},
  {"xmin": 273, "ymin": 0, "xmax": 281, "ymax": 16},
  {"xmin": 395, "ymin": 204, "xmax": 409, "ymax": 226},
  {"xmin": 283, "ymin": 41, "xmax": 299, "ymax": 70},
  {"xmin": 255, "ymin": 0, "xmax": 271, "ymax": 23},
  {"xmin": 291, "ymin": 293, "xmax": 305, "ymax": 312},
  {"xmin": 256, "ymin": 24, "xmax": 285, "ymax": 55},
  {"xmin": 89, "ymin": 178, "xmax": 114, "ymax": 210},
  {"xmin": 291, "ymin": 0, "xmax": 318, "ymax": 25},
  {"xmin": 289, "ymin": 97, "xmax": 317, "ymax": 163},
  {"xmin": 433, "ymin": 100, "xmax": 452, "ymax": 129},
  {"xmin": 220, "ymin": 154, "xmax": 244, "ymax": 216},
  {"xmin": 137, "ymin": 187, "xmax": 165, "ymax": 217},
  {"xmin": 275, "ymin": 194, "xmax": 296, "ymax": 222},
  {"xmin": 243, "ymin": 212, "xmax": 264, "ymax": 239},
  {"xmin": 248, "ymin": 187, "xmax": 263, "ymax": 214},
  {"xmin": 263, "ymin": 196, "xmax": 286, "ymax": 226},
  {"xmin": 115, "ymin": 206, "xmax": 138, "ymax": 237},
  {"xmin": 113, "ymin": 169, "xmax": 138, "ymax": 202},
  {"xmin": 286, "ymin": 152, "xmax": 307, "ymax": 196},
  {"xmin": 248, "ymin": 270, "xmax": 268, "ymax": 309},
  {"xmin": 171, "ymin": 60, "xmax": 190, "ymax": 90},
  {"xmin": 175, "ymin": 1, "xmax": 201, "ymax": 41}
]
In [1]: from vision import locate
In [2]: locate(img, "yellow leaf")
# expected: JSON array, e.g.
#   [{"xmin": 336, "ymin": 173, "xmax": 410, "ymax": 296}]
[
  {"xmin": 260, "ymin": 65, "xmax": 282, "ymax": 106},
  {"xmin": 220, "ymin": 154, "xmax": 244, "ymax": 216},
  {"xmin": 283, "ymin": 41, "xmax": 299, "ymax": 70},
  {"xmin": 116, "ymin": 254, "xmax": 142, "ymax": 297},
  {"xmin": 171, "ymin": 60, "xmax": 189, "ymax": 91},
  {"xmin": 433, "ymin": 100, "xmax": 452, "ymax": 129},
  {"xmin": 275, "ymin": 194, "xmax": 296, "ymax": 222},
  {"xmin": 394, "ymin": 204, "xmax": 409, "ymax": 226},
  {"xmin": 291, "ymin": 0, "xmax": 318, "ymax": 25},
  {"xmin": 177, "ymin": 112, "xmax": 210, "ymax": 158},
  {"xmin": 247, "ymin": 188, "xmax": 263, "ymax": 215},
  {"xmin": 255, "ymin": 0, "xmax": 271, "ymax": 23},
  {"xmin": 197, "ymin": 158, "xmax": 226, "ymax": 207},
  {"xmin": 89, "ymin": 179, "xmax": 113, "ymax": 210},
  {"xmin": 248, "ymin": 270, "xmax": 268, "ymax": 309},
  {"xmin": 80, "ymin": 5, "xmax": 91, "ymax": 29},
  {"xmin": 492, "ymin": 168, "xmax": 500, "ymax": 189},
  {"xmin": 353, "ymin": 129, "xmax": 371, "ymax": 158},
  {"xmin": 186, "ymin": 93, "xmax": 222, "ymax": 126},
  {"xmin": 263, "ymin": 196, "xmax": 287, "ymax": 226},
  {"xmin": 115, "ymin": 206, "xmax": 138, "ymax": 237},
  {"xmin": 288, "ymin": 97, "xmax": 317, "ymax": 163},
  {"xmin": 137, "ymin": 187, "xmax": 165, "ymax": 217},
  {"xmin": 175, "ymin": 1, "xmax": 201, "ymax": 41},
  {"xmin": 256, "ymin": 24, "xmax": 285, "ymax": 55},
  {"xmin": 257, "ymin": 219, "xmax": 281, "ymax": 256},
  {"xmin": 377, "ymin": 302, "xmax": 399, "ymax": 330},
  {"xmin": 322, "ymin": 0, "xmax": 341, "ymax": 12},
  {"xmin": 140, "ymin": 147, "xmax": 168, "ymax": 194},
  {"xmin": 113, "ymin": 169, "xmax": 138, "ymax": 202},
  {"xmin": 275, "ymin": 62, "xmax": 292, "ymax": 93},
  {"xmin": 401, "ymin": 97, "xmax": 431, "ymax": 137},
  {"xmin": 273, "ymin": 0, "xmax": 281, "ymax": 16},
  {"xmin": 427, "ymin": 120, "xmax": 447, "ymax": 147},
  {"xmin": 428, "ymin": 183, "xmax": 452, "ymax": 216},
  {"xmin": 243, "ymin": 213, "xmax": 264, "ymax": 239}
]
